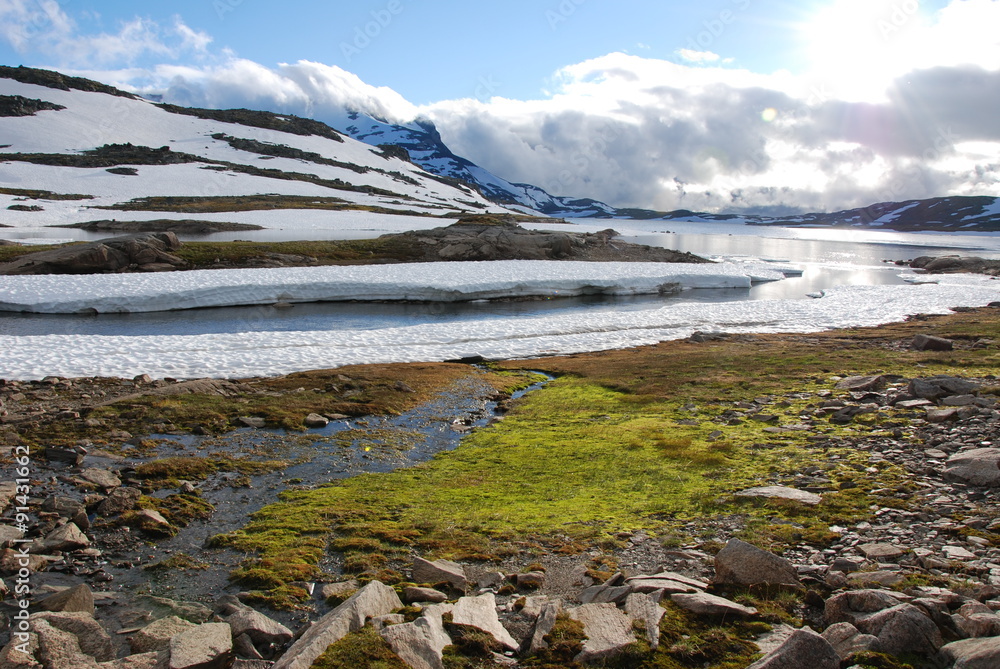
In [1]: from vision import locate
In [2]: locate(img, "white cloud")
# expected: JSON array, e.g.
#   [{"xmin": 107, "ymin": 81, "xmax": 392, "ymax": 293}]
[{"xmin": 2, "ymin": 0, "xmax": 999, "ymax": 214}]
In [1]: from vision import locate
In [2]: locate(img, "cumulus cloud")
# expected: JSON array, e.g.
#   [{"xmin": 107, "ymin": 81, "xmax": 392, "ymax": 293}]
[{"xmin": 2, "ymin": 0, "xmax": 999, "ymax": 214}]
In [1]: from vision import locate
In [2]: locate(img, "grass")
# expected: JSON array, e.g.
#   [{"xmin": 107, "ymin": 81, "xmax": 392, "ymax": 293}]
[{"xmin": 209, "ymin": 309, "xmax": 1000, "ymax": 608}]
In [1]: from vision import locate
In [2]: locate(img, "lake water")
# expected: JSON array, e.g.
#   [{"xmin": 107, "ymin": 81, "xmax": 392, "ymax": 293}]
[{"xmin": 2, "ymin": 220, "xmax": 999, "ymax": 340}]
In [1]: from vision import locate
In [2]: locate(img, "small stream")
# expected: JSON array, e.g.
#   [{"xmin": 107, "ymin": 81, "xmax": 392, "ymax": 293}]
[{"xmin": 97, "ymin": 370, "xmax": 549, "ymax": 613}]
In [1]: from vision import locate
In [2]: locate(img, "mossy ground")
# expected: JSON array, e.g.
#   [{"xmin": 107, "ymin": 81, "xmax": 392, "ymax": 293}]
[{"xmin": 211, "ymin": 309, "xmax": 999, "ymax": 609}]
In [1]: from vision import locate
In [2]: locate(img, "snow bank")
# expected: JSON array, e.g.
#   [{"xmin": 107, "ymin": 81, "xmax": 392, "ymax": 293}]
[
  {"xmin": 0, "ymin": 260, "xmax": 790, "ymax": 314},
  {"xmin": 0, "ymin": 274, "xmax": 996, "ymax": 380}
]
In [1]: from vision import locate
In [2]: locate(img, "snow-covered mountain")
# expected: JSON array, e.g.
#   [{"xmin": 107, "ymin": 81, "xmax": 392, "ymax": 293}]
[
  {"xmin": 0, "ymin": 66, "xmax": 520, "ymax": 234},
  {"xmin": 333, "ymin": 110, "xmax": 1000, "ymax": 231}
]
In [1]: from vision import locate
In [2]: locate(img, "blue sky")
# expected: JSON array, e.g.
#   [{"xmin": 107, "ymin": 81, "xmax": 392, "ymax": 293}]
[{"xmin": 0, "ymin": 0, "xmax": 997, "ymax": 213}]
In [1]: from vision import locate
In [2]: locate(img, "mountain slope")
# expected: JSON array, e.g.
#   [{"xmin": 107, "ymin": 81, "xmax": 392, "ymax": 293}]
[{"xmin": 0, "ymin": 67, "xmax": 518, "ymax": 235}]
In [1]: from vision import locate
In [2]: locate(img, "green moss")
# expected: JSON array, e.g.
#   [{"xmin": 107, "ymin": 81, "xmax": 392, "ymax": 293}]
[
  {"xmin": 134, "ymin": 456, "xmax": 286, "ymax": 489},
  {"xmin": 139, "ymin": 493, "xmax": 215, "ymax": 527},
  {"xmin": 309, "ymin": 624, "xmax": 409, "ymax": 669},
  {"xmin": 522, "ymin": 615, "xmax": 586, "ymax": 668}
]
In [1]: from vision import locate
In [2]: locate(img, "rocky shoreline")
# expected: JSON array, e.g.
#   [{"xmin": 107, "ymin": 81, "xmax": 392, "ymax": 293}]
[{"xmin": 0, "ymin": 310, "xmax": 997, "ymax": 667}]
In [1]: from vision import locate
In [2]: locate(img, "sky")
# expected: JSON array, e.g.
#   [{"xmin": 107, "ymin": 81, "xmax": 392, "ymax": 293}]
[{"xmin": 1, "ymin": 0, "xmax": 999, "ymax": 214}]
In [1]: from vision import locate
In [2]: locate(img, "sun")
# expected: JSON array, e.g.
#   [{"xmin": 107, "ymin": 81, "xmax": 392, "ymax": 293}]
[{"xmin": 798, "ymin": 0, "xmax": 927, "ymax": 102}]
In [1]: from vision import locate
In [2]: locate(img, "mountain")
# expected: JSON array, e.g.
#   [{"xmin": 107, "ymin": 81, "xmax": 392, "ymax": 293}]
[
  {"xmin": 1, "ymin": 65, "xmax": 998, "ymax": 234},
  {"xmin": 333, "ymin": 110, "xmax": 1000, "ymax": 232},
  {"xmin": 0, "ymin": 66, "xmax": 519, "ymax": 235}
]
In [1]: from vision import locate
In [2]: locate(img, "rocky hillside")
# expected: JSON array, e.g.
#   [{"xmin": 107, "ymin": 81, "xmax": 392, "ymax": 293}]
[{"xmin": 0, "ymin": 66, "xmax": 518, "ymax": 236}]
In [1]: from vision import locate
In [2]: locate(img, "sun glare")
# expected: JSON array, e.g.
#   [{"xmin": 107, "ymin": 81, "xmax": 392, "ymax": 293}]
[{"xmin": 799, "ymin": 0, "xmax": 928, "ymax": 102}]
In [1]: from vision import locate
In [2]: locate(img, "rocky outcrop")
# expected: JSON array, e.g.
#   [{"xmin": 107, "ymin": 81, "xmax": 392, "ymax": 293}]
[
  {"xmin": 909, "ymin": 255, "xmax": 1000, "ymax": 275},
  {"xmin": 381, "ymin": 219, "xmax": 710, "ymax": 264},
  {"xmin": 0, "ymin": 232, "xmax": 186, "ymax": 274}
]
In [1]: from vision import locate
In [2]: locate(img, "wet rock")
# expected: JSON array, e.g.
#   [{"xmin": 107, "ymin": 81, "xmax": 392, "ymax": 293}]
[
  {"xmin": 566, "ymin": 603, "xmax": 637, "ymax": 663},
  {"xmin": 33, "ymin": 611, "xmax": 115, "ymax": 661},
  {"xmin": 412, "ymin": 556, "xmax": 468, "ymax": 592},
  {"xmin": 36, "ymin": 522, "xmax": 90, "ymax": 553},
  {"xmin": 713, "ymin": 539, "xmax": 800, "ymax": 587},
  {"xmin": 130, "ymin": 616, "xmax": 196, "ymax": 654},
  {"xmin": 303, "ymin": 413, "xmax": 329, "ymax": 428},
  {"xmin": 37, "ymin": 583, "xmax": 95, "ymax": 615},
  {"xmin": 127, "ymin": 509, "xmax": 174, "ymax": 536},
  {"xmin": 734, "ymin": 485, "xmax": 822, "ymax": 505},
  {"xmin": 943, "ymin": 448, "xmax": 1000, "ymax": 486},
  {"xmin": 40, "ymin": 496, "xmax": 89, "ymax": 528},
  {"xmin": 78, "ymin": 468, "xmax": 121, "ymax": 490},
  {"xmin": 166, "ymin": 622, "xmax": 232, "ymax": 669},
  {"xmin": 670, "ymin": 592, "xmax": 757, "ymax": 618},
  {"xmin": 97, "ymin": 487, "xmax": 142, "ymax": 516},
  {"xmin": 747, "ymin": 628, "xmax": 839, "ymax": 669},
  {"xmin": 272, "ymin": 581, "xmax": 402, "ymax": 669},
  {"xmin": 237, "ymin": 417, "xmax": 266, "ymax": 429}
]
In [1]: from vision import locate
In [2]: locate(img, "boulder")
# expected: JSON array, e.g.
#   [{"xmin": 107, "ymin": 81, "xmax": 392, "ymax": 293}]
[
  {"xmin": 857, "ymin": 542, "xmax": 906, "ymax": 561},
  {"xmin": 271, "ymin": 580, "xmax": 402, "ymax": 669},
  {"xmin": 412, "ymin": 556, "xmax": 467, "ymax": 591},
  {"xmin": 835, "ymin": 375, "xmax": 886, "ymax": 391},
  {"xmin": 713, "ymin": 539, "xmax": 800, "ymax": 588},
  {"xmin": 734, "ymin": 485, "xmax": 822, "ymax": 505},
  {"xmin": 912, "ymin": 334, "xmax": 954, "ymax": 351},
  {"xmin": 36, "ymin": 522, "xmax": 90, "ymax": 553},
  {"xmin": 821, "ymin": 622, "xmax": 882, "ymax": 659},
  {"xmin": 940, "ymin": 636, "xmax": 1000, "ymax": 669},
  {"xmin": 403, "ymin": 586, "xmax": 448, "ymax": 604},
  {"xmin": 380, "ymin": 613, "xmax": 451, "ymax": 669},
  {"xmin": 40, "ymin": 496, "xmax": 89, "ymax": 528},
  {"xmin": 167, "ymin": 622, "xmax": 232, "ymax": 669},
  {"xmin": 566, "ymin": 603, "xmax": 636, "ymax": 664},
  {"xmin": 451, "ymin": 593, "xmax": 518, "ymax": 651},
  {"xmin": 34, "ymin": 617, "xmax": 102, "ymax": 669},
  {"xmin": 97, "ymin": 487, "xmax": 142, "ymax": 516},
  {"xmin": 36, "ymin": 583, "xmax": 96, "ymax": 615},
  {"xmin": 746, "ymin": 628, "xmax": 839, "ymax": 669},
  {"xmin": 32, "ymin": 611, "xmax": 115, "ymax": 661},
  {"xmin": 626, "ymin": 593, "xmax": 665, "ymax": 650},
  {"xmin": 625, "ymin": 571, "xmax": 707, "ymax": 594},
  {"xmin": 944, "ymin": 448, "xmax": 1000, "ymax": 486},
  {"xmin": 303, "ymin": 413, "xmax": 329, "ymax": 428},
  {"xmin": 127, "ymin": 509, "xmax": 174, "ymax": 536},
  {"xmin": 825, "ymin": 590, "xmax": 906, "ymax": 626},
  {"xmin": 130, "ymin": 616, "xmax": 196, "ymax": 654},
  {"xmin": 855, "ymin": 604, "xmax": 943, "ymax": 657},
  {"xmin": 670, "ymin": 592, "xmax": 757, "ymax": 618},
  {"xmin": 579, "ymin": 585, "xmax": 632, "ymax": 605},
  {"xmin": 226, "ymin": 608, "xmax": 294, "ymax": 648},
  {"xmin": 0, "ymin": 233, "xmax": 185, "ymax": 275},
  {"xmin": 78, "ymin": 468, "xmax": 121, "ymax": 490}
]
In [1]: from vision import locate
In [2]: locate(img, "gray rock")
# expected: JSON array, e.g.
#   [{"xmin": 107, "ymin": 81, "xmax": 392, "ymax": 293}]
[
  {"xmin": 713, "ymin": 539, "xmax": 800, "ymax": 587},
  {"xmin": 78, "ymin": 468, "xmax": 121, "ymax": 490},
  {"xmin": 226, "ymin": 608, "xmax": 293, "ymax": 647},
  {"xmin": 37, "ymin": 583, "xmax": 96, "ymax": 615},
  {"xmin": 626, "ymin": 593, "xmax": 665, "ymax": 650},
  {"xmin": 825, "ymin": 590, "xmax": 906, "ymax": 626},
  {"xmin": 670, "ymin": 592, "xmax": 757, "ymax": 618},
  {"xmin": 451, "ymin": 593, "xmax": 518, "ymax": 651},
  {"xmin": 821, "ymin": 622, "xmax": 882, "ymax": 660},
  {"xmin": 36, "ymin": 522, "xmax": 90, "ymax": 553},
  {"xmin": 579, "ymin": 585, "xmax": 632, "ymax": 605},
  {"xmin": 167, "ymin": 622, "xmax": 232, "ymax": 669},
  {"xmin": 625, "ymin": 571, "xmax": 707, "ymax": 594},
  {"xmin": 855, "ymin": 604, "xmax": 942, "ymax": 657},
  {"xmin": 527, "ymin": 600, "xmax": 563, "ymax": 655},
  {"xmin": 735, "ymin": 485, "xmax": 822, "ymax": 505},
  {"xmin": 403, "ymin": 586, "xmax": 448, "ymax": 604},
  {"xmin": 136, "ymin": 596, "xmax": 213, "ymax": 624},
  {"xmin": 746, "ymin": 628, "xmax": 839, "ymax": 669},
  {"xmin": 516, "ymin": 571, "xmax": 546, "ymax": 590},
  {"xmin": 566, "ymin": 603, "xmax": 636, "ymax": 664},
  {"xmin": 412, "ymin": 556, "xmax": 467, "ymax": 591},
  {"xmin": 857, "ymin": 542, "xmax": 906, "ymax": 561},
  {"xmin": 0, "ymin": 232, "xmax": 185, "ymax": 275},
  {"xmin": 944, "ymin": 448, "xmax": 1000, "ymax": 486},
  {"xmin": 380, "ymin": 612, "xmax": 451, "ymax": 669},
  {"xmin": 130, "ymin": 616, "xmax": 196, "ymax": 654},
  {"xmin": 97, "ymin": 487, "xmax": 142, "ymax": 516},
  {"xmin": 98, "ymin": 652, "xmax": 164, "ymax": 668},
  {"xmin": 303, "ymin": 413, "xmax": 329, "ymax": 428},
  {"xmin": 912, "ymin": 334, "xmax": 954, "ymax": 351},
  {"xmin": 32, "ymin": 611, "xmax": 115, "ymax": 662},
  {"xmin": 940, "ymin": 636, "xmax": 1000, "ymax": 669},
  {"xmin": 40, "ymin": 496, "xmax": 89, "ymax": 528},
  {"xmin": 271, "ymin": 580, "xmax": 402, "ymax": 669},
  {"xmin": 0, "ymin": 523, "xmax": 25, "ymax": 548},
  {"xmin": 128, "ymin": 509, "xmax": 174, "ymax": 536},
  {"xmin": 835, "ymin": 375, "xmax": 886, "ymax": 391},
  {"xmin": 34, "ymin": 617, "xmax": 102, "ymax": 669},
  {"xmin": 320, "ymin": 580, "xmax": 359, "ymax": 602}
]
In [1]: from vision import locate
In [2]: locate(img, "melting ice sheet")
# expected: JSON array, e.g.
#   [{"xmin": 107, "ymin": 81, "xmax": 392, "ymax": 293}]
[
  {"xmin": 0, "ymin": 260, "xmax": 790, "ymax": 314},
  {"xmin": 0, "ymin": 273, "xmax": 997, "ymax": 380}
]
